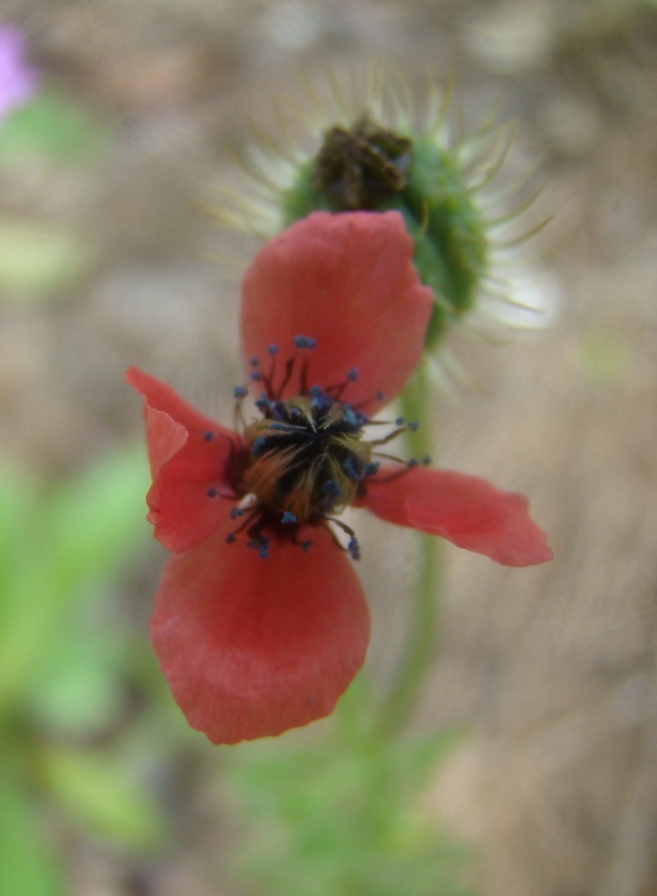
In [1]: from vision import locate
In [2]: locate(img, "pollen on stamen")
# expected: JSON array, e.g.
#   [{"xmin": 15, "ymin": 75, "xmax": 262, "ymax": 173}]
[
  {"xmin": 268, "ymin": 344, "xmax": 279, "ymax": 355},
  {"xmin": 207, "ymin": 487, "xmax": 217, "ymax": 497},
  {"xmin": 250, "ymin": 357, "xmax": 260, "ymax": 367},
  {"xmin": 233, "ymin": 386, "xmax": 248, "ymax": 399},
  {"xmin": 281, "ymin": 511, "xmax": 297, "ymax": 524},
  {"xmin": 347, "ymin": 368, "xmax": 358, "ymax": 381},
  {"xmin": 204, "ymin": 431, "xmax": 215, "ymax": 441}
]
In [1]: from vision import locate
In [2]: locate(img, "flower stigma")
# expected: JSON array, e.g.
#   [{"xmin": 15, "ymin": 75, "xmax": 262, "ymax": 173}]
[{"xmin": 216, "ymin": 337, "xmax": 426, "ymax": 560}]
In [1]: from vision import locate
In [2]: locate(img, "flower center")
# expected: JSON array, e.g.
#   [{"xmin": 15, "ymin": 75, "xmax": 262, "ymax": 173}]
[
  {"xmin": 243, "ymin": 388, "xmax": 376, "ymax": 524},
  {"xmin": 312, "ymin": 116, "xmax": 413, "ymax": 211},
  {"xmin": 219, "ymin": 338, "xmax": 426, "ymax": 560}
]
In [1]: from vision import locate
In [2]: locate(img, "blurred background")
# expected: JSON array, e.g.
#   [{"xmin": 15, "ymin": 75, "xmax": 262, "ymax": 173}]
[{"xmin": 1, "ymin": 1, "xmax": 657, "ymax": 894}]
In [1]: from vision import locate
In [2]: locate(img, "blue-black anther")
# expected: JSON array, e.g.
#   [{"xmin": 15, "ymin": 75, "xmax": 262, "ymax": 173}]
[
  {"xmin": 250, "ymin": 370, "xmax": 262, "ymax": 382},
  {"xmin": 322, "ymin": 479, "xmax": 342, "ymax": 497},
  {"xmin": 348, "ymin": 536, "xmax": 361, "ymax": 561},
  {"xmin": 270, "ymin": 422, "xmax": 288, "ymax": 431},
  {"xmin": 300, "ymin": 540, "xmax": 313, "ymax": 552},
  {"xmin": 207, "ymin": 487, "xmax": 217, "ymax": 497},
  {"xmin": 250, "ymin": 356, "xmax": 259, "ymax": 367},
  {"xmin": 230, "ymin": 506, "xmax": 244, "ymax": 519},
  {"xmin": 294, "ymin": 335, "xmax": 317, "ymax": 350},
  {"xmin": 347, "ymin": 368, "xmax": 358, "ymax": 381},
  {"xmin": 233, "ymin": 385, "xmax": 248, "ymax": 399},
  {"xmin": 281, "ymin": 511, "xmax": 297, "ymax": 524},
  {"xmin": 363, "ymin": 461, "xmax": 380, "ymax": 477},
  {"xmin": 311, "ymin": 392, "xmax": 333, "ymax": 414},
  {"xmin": 251, "ymin": 436, "xmax": 268, "ymax": 457},
  {"xmin": 407, "ymin": 458, "xmax": 419, "ymax": 468},
  {"xmin": 204, "ymin": 431, "xmax": 215, "ymax": 441},
  {"xmin": 226, "ymin": 533, "xmax": 237, "ymax": 544},
  {"xmin": 376, "ymin": 391, "xmax": 385, "ymax": 401},
  {"xmin": 408, "ymin": 421, "xmax": 420, "ymax": 431},
  {"xmin": 395, "ymin": 416, "xmax": 405, "ymax": 426},
  {"xmin": 342, "ymin": 406, "xmax": 358, "ymax": 428},
  {"xmin": 268, "ymin": 344, "xmax": 279, "ymax": 355},
  {"xmin": 343, "ymin": 457, "xmax": 360, "ymax": 480},
  {"xmin": 423, "ymin": 456, "xmax": 432, "ymax": 465},
  {"xmin": 246, "ymin": 535, "xmax": 270, "ymax": 560}
]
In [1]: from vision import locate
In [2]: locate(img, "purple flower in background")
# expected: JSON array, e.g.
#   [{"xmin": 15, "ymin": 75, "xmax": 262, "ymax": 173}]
[{"xmin": 0, "ymin": 25, "xmax": 38, "ymax": 121}]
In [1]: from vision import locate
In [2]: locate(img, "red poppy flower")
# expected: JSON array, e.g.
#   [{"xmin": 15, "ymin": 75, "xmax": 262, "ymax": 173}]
[{"xmin": 127, "ymin": 211, "xmax": 551, "ymax": 745}]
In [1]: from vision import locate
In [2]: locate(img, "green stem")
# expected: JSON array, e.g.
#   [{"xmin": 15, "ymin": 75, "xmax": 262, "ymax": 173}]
[{"xmin": 378, "ymin": 361, "xmax": 442, "ymax": 736}]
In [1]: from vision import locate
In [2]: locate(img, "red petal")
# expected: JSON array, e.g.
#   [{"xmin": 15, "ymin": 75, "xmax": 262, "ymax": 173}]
[
  {"xmin": 151, "ymin": 520, "xmax": 370, "ymax": 744},
  {"xmin": 126, "ymin": 366, "xmax": 240, "ymax": 552},
  {"xmin": 358, "ymin": 466, "xmax": 552, "ymax": 567},
  {"xmin": 241, "ymin": 211, "xmax": 433, "ymax": 414}
]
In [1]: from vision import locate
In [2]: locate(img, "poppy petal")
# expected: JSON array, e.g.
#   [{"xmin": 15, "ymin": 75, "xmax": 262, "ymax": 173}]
[
  {"xmin": 241, "ymin": 211, "xmax": 433, "ymax": 414},
  {"xmin": 358, "ymin": 466, "xmax": 552, "ymax": 566},
  {"xmin": 151, "ymin": 521, "xmax": 370, "ymax": 744},
  {"xmin": 126, "ymin": 366, "xmax": 240, "ymax": 552}
]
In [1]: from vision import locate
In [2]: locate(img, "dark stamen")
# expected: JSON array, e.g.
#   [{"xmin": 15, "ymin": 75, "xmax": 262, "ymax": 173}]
[{"xmin": 294, "ymin": 335, "xmax": 317, "ymax": 350}]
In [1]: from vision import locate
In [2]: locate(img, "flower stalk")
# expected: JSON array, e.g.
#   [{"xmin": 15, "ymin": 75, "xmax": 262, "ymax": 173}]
[{"xmin": 378, "ymin": 362, "xmax": 443, "ymax": 735}]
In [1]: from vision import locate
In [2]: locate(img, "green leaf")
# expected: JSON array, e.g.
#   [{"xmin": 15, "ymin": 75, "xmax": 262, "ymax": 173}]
[
  {"xmin": 28, "ymin": 628, "xmax": 125, "ymax": 738},
  {"xmin": 0, "ymin": 91, "xmax": 108, "ymax": 164},
  {"xmin": 226, "ymin": 720, "xmax": 473, "ymax": 896},
  {"xmin": 46, "ymin": 445, "xmax": 150, "ymax": 593},
  {"xmin": 0, "ymin": 764, "xmax": 68, "ymax": 896},
  {"xmin": 0, "ymin": 447, "xmax": 150, "ymax": 710},
  {"xmin": 0, "ymin": 467, "xmax": 39, "ymax": 625},
  {"xmin": 42, "ymin": 749, "xmax": 166, "ymax": 852}
]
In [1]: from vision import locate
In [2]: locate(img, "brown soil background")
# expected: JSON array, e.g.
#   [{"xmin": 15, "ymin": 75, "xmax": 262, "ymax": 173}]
[{"xmin": 3, "ymin": 1, "xmax": 657, "ymax": 894}]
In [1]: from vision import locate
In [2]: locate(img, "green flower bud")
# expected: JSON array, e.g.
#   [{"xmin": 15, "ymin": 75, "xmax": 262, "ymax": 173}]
[
  {"xmin": 215, "ymin": 70, "xmax": 553, "ymax": 361},
  {"xmin": 282, "ymin": 116, "xmax": 488, "ymax": 348}
]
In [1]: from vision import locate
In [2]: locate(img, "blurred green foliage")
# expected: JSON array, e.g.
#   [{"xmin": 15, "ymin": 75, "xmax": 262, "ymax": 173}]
[
  {"xmin": 225, "ymin": 680, "xmax": 473, "ymax": 896},
  {"xmin": 0, "ymin": 448, "xmax": 167, "ymax": 895},
  {"xmin": 0, "ymin": 90, "xmax": 109, "ymax": 165}
]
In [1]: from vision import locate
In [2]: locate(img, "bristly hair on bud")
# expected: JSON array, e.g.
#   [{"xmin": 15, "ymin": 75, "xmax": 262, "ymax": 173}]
[{"xmin": 211, "ymin": 63, "xmax": 557, "ymax": 387}]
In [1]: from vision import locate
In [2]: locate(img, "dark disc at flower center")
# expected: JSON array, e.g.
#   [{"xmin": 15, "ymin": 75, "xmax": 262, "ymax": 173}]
[{"xmin": 243, "ymin": 393, "xmax": 372, "ymax": 522}]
